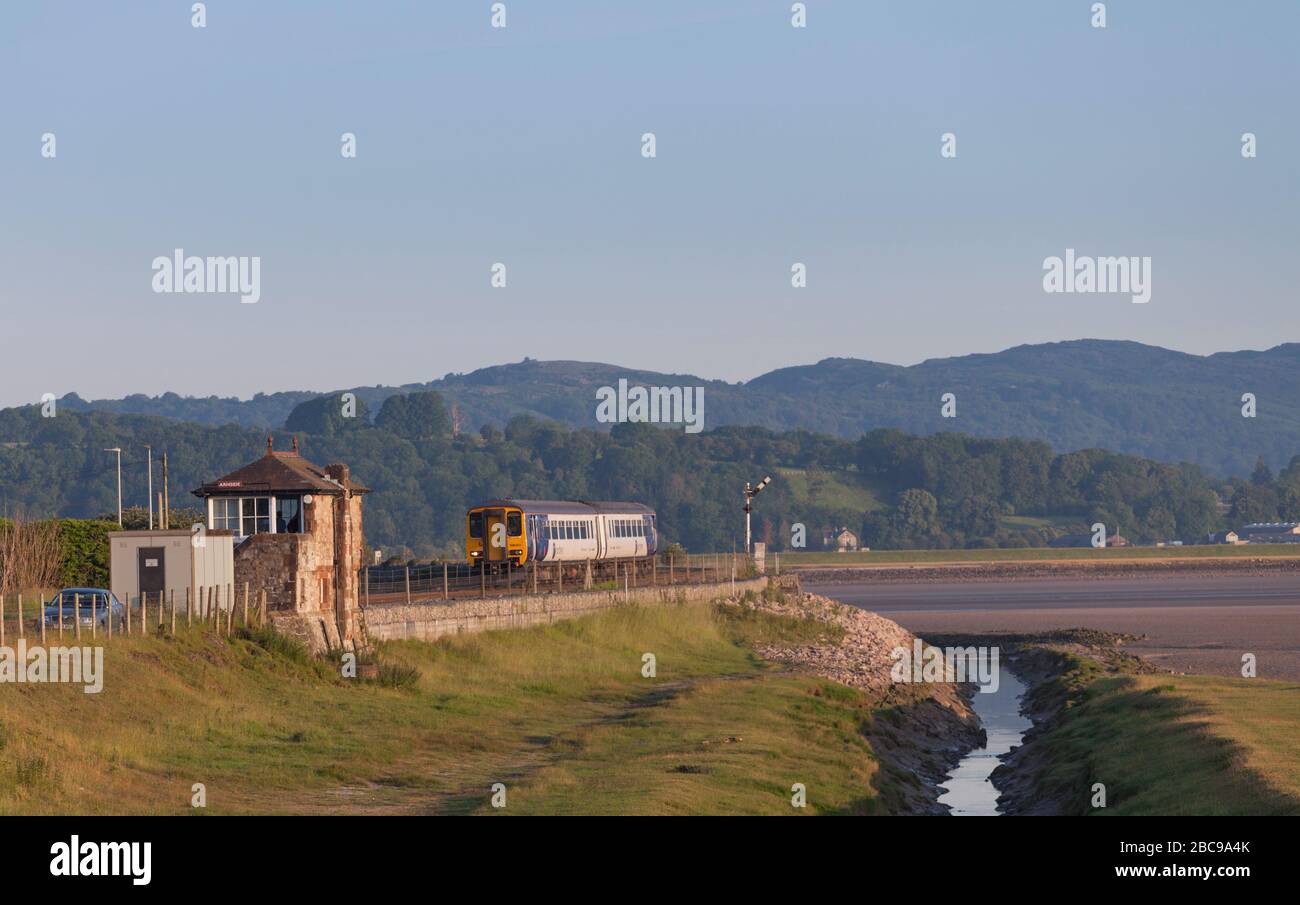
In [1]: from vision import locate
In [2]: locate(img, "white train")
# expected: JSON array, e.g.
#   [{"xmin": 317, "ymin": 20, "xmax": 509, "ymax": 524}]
[{"xmin": 466, "ymin": 499, "xmax": 658, "ymax": 566}]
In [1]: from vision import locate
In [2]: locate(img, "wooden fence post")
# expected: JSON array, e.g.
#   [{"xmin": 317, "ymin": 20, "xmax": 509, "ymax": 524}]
[
  {"xmin": 41, "ymin": 595, "xmax": 47, "ymax": 644},
  {"xmin": 480, "ymin": 564, "xmax": 486, "ymax": 599},
  {"xmin": 444, "ymin": 562, "xmax": 449, "ymax": 599},
  {"xmin": 74, "ymin": 592, "xmax": 81, "ymax": 640},
  {"xmin": 171, "ymin": 589, "xmax": 177, "ymax": 636},
  {"xmin": 107, "ymin": 592, "xmax": 112, "ymax": 639},
  {"xmin": 122, "ymin": 592, "xmax": 127, "ymax": 637},
  {"xmin": 243, "ymin": 582, "xmax": 249, "ymax": 626},
  {"xmin": 405, "ymin": 566, "xmax": 411, "ymax": 605},
  {"xmin": 1, "ymin": 595, "xmax": 5, "ymax": 646},
  {"xmin": 16, "ymin": 593, "xmax": 23, "ymax": 639}
]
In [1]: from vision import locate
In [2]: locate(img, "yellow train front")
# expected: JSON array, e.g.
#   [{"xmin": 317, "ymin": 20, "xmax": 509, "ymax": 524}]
[{"xmin": 466, "ymin": 499, "xmax": 657, "ymax": 568}]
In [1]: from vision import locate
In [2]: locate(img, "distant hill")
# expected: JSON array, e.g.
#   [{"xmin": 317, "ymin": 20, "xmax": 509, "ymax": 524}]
[{"xmin": 39, "ymin": 340, "xmax": 1300, "ymax": 476}]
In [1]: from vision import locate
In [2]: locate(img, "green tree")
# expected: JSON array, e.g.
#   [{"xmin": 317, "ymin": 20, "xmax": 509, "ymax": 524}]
[
  {"xmin": 1251, "ymin": 455, "xmax": 1274, "ymax": 486},
  {"xmin": 284, "ymin": 394, "xmax": 369, "ymax": 436},
  {"xmin": 375, "ymin": 391, "xmax": 451, "ymax": 441}
]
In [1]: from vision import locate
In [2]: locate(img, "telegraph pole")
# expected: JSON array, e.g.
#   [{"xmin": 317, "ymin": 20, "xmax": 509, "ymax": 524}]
[
  {"xmin": 162, "ymin": 451, "xmax": 170, "ymax": 529},
  {"xmin": 743, "ymin": 475, "xmax": 772, "ymax": 554},
  {"xmin": 104, "ymin": 448, "xmax": 123, "ymax": 526},
  {"xmin": 145, "ymin": 445, "xmax": 154, "ymax": 530}
]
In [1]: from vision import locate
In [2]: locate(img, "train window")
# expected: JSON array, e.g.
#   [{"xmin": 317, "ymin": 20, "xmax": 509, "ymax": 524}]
[
  {"xmin": 469, "ymin": 512, "xmax": 483, "ymax": 538},
  {"xmin": 507, "ymin": 513, "xmax": 522, "ymax": 537},
  {"xmin": 566, "ymin": 522, "xmax": 573, "ymax": 540}
]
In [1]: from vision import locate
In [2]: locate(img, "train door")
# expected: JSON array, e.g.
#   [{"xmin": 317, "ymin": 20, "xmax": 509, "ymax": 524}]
[
  {"xmin": 594, "ymin": 514, "xmax": 607, "ymax": 560},
  {"xmin": 484, "ymin": 508, "xmax": 508, "ymax": 562}
]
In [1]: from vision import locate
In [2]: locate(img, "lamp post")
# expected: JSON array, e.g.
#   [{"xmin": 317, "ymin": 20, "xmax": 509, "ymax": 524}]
[
  {"xmin": 104, "ymin": 448, "xmax": 123, "ymax": 526},
  {"xmin": 144, "ymin": 444, "xmax": 153, "ymax": 530},
  {"xmin": 743, "ymin": 475, "xmax": 772, "ymax": 554}
]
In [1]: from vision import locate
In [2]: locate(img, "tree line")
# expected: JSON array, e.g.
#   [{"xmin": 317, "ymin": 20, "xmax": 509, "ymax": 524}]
[{"xmin": 2, "ymin": 391, "xmax": 1298, "ymax": 563}]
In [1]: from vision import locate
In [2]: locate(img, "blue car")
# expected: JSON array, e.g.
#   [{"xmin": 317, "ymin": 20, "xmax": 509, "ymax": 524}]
[{"xmin": 42, "ymin": 588, "xmax": 125, "ymax": 629}]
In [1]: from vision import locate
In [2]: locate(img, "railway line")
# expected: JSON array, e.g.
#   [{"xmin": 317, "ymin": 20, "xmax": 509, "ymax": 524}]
[{"xmin": 362, "ymin": 552, "xmax": 752, "ymax": 604}]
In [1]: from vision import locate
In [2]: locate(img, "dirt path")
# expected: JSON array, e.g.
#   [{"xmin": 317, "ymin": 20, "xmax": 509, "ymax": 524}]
[{"xmin": 275, "ymin": 677, "xmax": 753, "ymax": 815}]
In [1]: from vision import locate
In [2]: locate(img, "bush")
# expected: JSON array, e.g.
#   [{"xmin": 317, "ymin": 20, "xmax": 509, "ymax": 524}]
[
  {"xmin": 236, "ymin": 623, "xmax": 313, "ymax": 665},
  {"xmin": 377, "ymin": 661, "xmax": 421, "ymax": 690},
  {"xmin": 55, "ymin": 519, "xmax": 119, "ymax": 587}
]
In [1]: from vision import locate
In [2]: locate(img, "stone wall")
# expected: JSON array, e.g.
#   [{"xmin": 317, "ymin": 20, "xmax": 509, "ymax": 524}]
[
  {"xmin": 231, "ymin": 481, "xmax": 367, "ymax": 653},
  {"xmin": 362, "ymin": 577, "xmax": 767, "ymax": 642}
]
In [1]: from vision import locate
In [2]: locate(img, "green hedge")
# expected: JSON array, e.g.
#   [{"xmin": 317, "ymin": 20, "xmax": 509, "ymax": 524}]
[{"xmin": 54, "ymin": 519, "xmax": 120, "ymax": 587}]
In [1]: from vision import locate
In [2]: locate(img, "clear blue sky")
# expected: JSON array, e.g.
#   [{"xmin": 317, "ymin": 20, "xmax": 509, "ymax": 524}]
[{"xmin": 1, "ymin": 1, "xmax": 1296, "ymax": 408}]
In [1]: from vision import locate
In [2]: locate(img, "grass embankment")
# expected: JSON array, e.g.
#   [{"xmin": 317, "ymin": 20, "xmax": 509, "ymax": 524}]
[
  {"xmin": 1022, "ymin": 653, "xmax": 1300, "ymax": 816},
  {"xmin": 0, "ymin": 599, "xmax": 901, "ymax": 815},
  {"xmin": 781, "ymin": 544, "xmax": 1300, "ymax": 566}
]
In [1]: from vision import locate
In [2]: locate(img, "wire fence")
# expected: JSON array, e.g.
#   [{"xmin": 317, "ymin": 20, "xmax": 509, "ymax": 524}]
[
  {"xmin": 0, "ymin": 585, "xmax": 267, "ymax": 644},
  {"xmin": 362, "ymin": 552, "xmax": 759, "ymax": 603},
  {"xmin": 0, "ymin": 552, "xmax": 765, "ymax": 642}
]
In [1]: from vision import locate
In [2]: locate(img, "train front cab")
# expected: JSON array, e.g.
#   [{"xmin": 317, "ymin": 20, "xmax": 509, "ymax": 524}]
[{"xmin": 467, "ymin": 505, "xmax": 527, "ymax": 567}]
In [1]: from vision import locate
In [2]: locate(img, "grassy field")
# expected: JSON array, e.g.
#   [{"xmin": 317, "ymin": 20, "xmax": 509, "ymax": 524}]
[
  {"xmin": 774, "ymin": 466, "xmax": 884, "ymax": 513},
  {"xmin": 6, "ymin": 598, "xmax": 1297, "ymax": 816},
  {"xmin": 0, "ymin": 598, "xmax": 897, "ymax": 815},
  {"xmin": 1025, "ymin": 654, "xmax": 1300, "ymax": 816},
  {"xmin": 778, "ymin": 544, "xmax": 1300, "ymax": 566}
]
